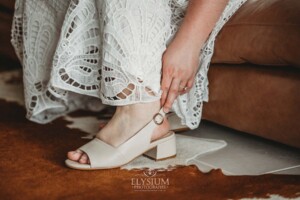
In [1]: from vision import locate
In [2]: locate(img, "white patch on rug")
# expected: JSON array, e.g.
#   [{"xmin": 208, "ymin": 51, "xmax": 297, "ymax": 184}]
[
  {"xmin": 0, "ymin": 69, "xmax": 24, "ymax": 105},
  {"xmin": 121, "ymin": 134, "xmax": 227, "ymax": 171}
]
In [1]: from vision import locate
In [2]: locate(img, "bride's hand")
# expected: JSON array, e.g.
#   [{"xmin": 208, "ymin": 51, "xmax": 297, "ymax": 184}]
[{"xmin": 161, "ymin": 36, "xmax": 201, "ymax": 113}]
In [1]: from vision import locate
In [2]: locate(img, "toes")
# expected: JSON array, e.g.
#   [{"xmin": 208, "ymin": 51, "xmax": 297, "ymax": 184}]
[
  {"xmin": 67, "ymin": 150, "xmax": 83, "ymax": 161},
  {"xmin": 79, "ymin": 153, "xmax": 90, "ymax": 164},
  {"xmin": 67, "ymin": 150, "xmax": 90, "ymax": 164}
]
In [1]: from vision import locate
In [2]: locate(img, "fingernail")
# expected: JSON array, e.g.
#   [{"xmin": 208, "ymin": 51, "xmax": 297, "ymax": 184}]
[{"xmin": 163, "ymin": 107, "xmax": 169, "ymax": 113}]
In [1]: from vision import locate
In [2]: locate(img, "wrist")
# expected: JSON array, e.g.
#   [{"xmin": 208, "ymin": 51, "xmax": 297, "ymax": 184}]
[{"xmin": 172, "ymin": 31, "xmax": 205, "ymax": 54}]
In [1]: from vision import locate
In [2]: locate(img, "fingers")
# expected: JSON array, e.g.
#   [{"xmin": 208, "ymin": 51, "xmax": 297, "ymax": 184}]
[
  {"xmin": 163, "ymin": 78, "xmax": 181, "ymax": 113},
  {"xmin": 180, "ymin": 78, "xmax": 194, "ymax": 95},
  {"xmin": 178, "ymin": 80, "xmax": 189, "ymax": 95},
  {"xmin": 161, "ymin": 70, "xmax": 195, "ymax": 112},
  {"xmin": 161, "ymin": 69, "xmax": 173, "ymax": 106},
  {"xmin": 186, "ymin": 78, "xmax": 194, "ymax": 89},
  {"xmin": 162, "ymin": 76, "xmax": 195, "ymax": 112},
  {"xmin": 161, "ymin": 63, "xmax": 196, "ymax": 112}
]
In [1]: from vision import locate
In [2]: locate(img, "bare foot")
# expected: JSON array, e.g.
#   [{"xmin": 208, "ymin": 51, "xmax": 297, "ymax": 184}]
[{"xmin": 67, "ymin": 100, "xmax": 170, "ymax": 164}]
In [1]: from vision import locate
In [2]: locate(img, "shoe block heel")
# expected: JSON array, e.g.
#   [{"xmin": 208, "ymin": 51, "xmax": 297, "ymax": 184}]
[{"xmin": 143, "ymin": 135, "xmax": 176, "ymax": 161}]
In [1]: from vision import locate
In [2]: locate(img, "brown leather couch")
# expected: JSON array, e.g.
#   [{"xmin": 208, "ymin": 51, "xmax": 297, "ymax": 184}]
[
  {"xmin": 204, "ymin": 0, "xmax": 300, "ymax": 148},
  {"xmin": 1, "ymin": 0, "xmax": 299, "ymax": 148}
]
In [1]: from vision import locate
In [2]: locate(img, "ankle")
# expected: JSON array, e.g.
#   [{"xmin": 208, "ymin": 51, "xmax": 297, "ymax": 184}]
[{"xmin": 116, "ymin": 100, "xmax": 161, "ymax": 117}]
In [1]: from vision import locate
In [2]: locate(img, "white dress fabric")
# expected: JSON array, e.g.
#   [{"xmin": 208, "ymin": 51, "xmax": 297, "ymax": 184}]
[{"xmin": 11, "ymin": 0, "xmax": 247, "ymax": 129}]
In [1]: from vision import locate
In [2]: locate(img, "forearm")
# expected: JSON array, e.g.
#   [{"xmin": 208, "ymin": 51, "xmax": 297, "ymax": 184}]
[{"xmin": 173, "ymin": 0, "xmax": 229, "ymax": 52}]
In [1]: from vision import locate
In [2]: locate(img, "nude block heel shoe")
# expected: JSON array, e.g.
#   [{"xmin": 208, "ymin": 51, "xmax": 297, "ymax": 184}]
[
  {"xmin": 65, "ymin": 108, "xmax": 176, "ymax": 170},
  {"xmin": 143, "ymin": 134, "xmax": 176, "ymax": 161}
]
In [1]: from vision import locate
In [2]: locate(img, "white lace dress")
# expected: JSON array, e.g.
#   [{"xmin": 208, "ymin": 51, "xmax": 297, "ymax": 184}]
[{"xmin": 11, "ymin": 0, "xmax": 247, "ymax": 129}]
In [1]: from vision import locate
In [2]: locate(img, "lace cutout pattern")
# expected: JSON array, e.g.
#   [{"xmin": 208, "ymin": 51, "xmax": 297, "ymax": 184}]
[{"xmin": 11, "ymin": 0, "xmax": 247, "ymax": 128}]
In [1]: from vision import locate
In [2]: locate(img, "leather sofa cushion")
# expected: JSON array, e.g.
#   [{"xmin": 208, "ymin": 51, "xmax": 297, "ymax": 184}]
[
  {"xmin": 203, "ymin": 64, "xmax": 300, "ymax": 148},
  {"xmin": 212, "ymin": 0, "xmax": 300, "ymax": 68}
]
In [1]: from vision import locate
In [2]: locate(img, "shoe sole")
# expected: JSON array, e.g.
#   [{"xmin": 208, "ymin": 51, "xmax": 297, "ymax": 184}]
[{"xmin": 65, "ymin": 152, "xmax": 177, "ymax": 170}]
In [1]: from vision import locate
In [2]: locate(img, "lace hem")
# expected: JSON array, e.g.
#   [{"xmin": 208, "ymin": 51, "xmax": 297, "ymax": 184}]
[{"xmin": 11, "ymin": 0, "xmax": 248, "ymax": 127}]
